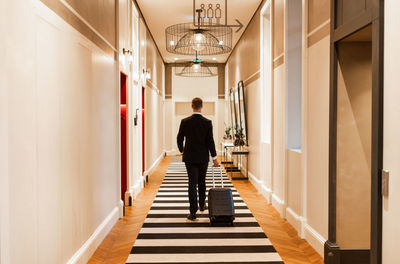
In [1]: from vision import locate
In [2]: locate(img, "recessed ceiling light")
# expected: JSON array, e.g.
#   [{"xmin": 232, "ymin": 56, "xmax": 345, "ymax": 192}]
[
  {"xmin": 174, "ymin": 57, "xmax": 179, "ymax": 61},
  {"xmin": 212, "ymin": 57, "xmax": 217, "ymax": 61}
]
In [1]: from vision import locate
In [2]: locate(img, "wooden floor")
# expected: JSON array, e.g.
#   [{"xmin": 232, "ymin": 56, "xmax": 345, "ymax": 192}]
[{"xmin": 88, "ymin": 156, "xmax": 323, "ymax": 264}]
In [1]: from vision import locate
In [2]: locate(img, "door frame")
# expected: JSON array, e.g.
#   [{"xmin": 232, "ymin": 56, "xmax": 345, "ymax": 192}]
[
  {"xmin": 120, "ymin": 72, "xmax": 129, "ymax": 204},
  {"xmin": 141, "ymin": 86, "xmax": 145, "ymax": 177},
  {"xmin": 325, "ymin": 1, "xmax": 384, "ymax": 264}
]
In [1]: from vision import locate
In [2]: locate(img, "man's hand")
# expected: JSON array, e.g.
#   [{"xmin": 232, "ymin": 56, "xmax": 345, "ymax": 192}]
[
  {"xmin": 177, "ymin": 153, "xmax": 183, "ymax": 156},
  {"xmin": 213, "ymin": 159, "xmax": 220, "ymax": 167}
]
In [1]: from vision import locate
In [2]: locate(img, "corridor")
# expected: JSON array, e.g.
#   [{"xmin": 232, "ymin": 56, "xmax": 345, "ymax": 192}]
[
  {"xmin": 89, "ymin": 157, "xmax": 320, "ymax": 264},
  {"xmin": 1, "ymin": 0, "xmax": 399, "ymax": 264}
]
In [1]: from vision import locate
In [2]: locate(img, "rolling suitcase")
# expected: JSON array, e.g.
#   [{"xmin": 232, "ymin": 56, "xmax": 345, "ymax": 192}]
[{"xmin": 208, "ymin": 166, "xmax": 235, "ymax": 226}]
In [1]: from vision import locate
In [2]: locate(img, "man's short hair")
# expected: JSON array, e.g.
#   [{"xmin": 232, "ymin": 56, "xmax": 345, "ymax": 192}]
[{"xmin": 192, "ymin": 97, "xmax": 203, "ymax": 110}]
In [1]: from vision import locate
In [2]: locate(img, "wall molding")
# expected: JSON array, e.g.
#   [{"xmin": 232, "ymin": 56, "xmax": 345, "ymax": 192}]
[
  {"xmin": 143, "ymin": 152, "xmax": 165, "ymax": 177},
  {"xmin": 273, "ymin": 54, "xmax": 285, "ymax": 69},
  {"xmin": 247, "ymin": 171, "xmax": 325, "ymax": 258},
  {"xmin": 307, "ymin": 19, "xmax": 331, "ymax": 38},
  {"xmin": 145, "ymin": 81, "xmax": 162, "ymax": 96},
  {"xmin": 124, "ymin": 190, "xmax": 133, "ymax": 206},
  {"xmin": 130, "ymin": 175, "xmax": 145, "ymax": 199},
  {"xmin": 165, "ymin": 149, "xmax": 178, "ymax": 156},
  {"xmin": 304, "ymin": 223, "xmax": 326, "ymax": 257},
  {"xmin": 271, "ymin": 193, "xmax": 286, "ymax": 217},
  {"xmin": 307, "ymin": 22, "xmax": 330, "ymax": 48},
  {"xmin": 243, "ymin": 70, "xmax": 261, "ymax": 86},
  {"xmin": 119, "ymin": 200, "xmax": 124, "ymax": 218},
  {"xmin": 286, "ymin": 207, "xmax": 307, "ymax": 237},
  {"xmin": 59, "ymin": 0, "xmax": 117, "ymax": 52},
  {"xmin": 66, "ymin": 206, "xmax": 119, "ymax": 264},
  {"xmin": 38, "ymin": 0, "xmax": 116, "ymax": 56},
  {"xmin": 248, "ymin": 171, "xmax": 272, "ymax": 204}
]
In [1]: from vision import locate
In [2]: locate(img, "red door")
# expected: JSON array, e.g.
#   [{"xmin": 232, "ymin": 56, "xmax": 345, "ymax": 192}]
[
  {"xmin": 120, "ymin": 73, "xmax": 127, "ymax": 203},
  {"xmin": 142, "ymin": 87, "xmax": 145, "ymax": 174}
]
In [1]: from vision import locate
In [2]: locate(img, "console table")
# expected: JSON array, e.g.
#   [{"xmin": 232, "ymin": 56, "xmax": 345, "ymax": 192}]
[
  {"xmin": 220, "ymin": 142, "xmax": 249, "ymax": 180},
  {"xmin": 230, "ymin": 148, "xmax": 249, "ymax": 180}
]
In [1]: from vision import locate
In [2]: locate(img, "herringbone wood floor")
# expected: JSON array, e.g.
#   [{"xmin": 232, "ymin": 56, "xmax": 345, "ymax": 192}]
[{"xmin": 88, "ymin": 156, "xmax": 323, "ymax": 264}]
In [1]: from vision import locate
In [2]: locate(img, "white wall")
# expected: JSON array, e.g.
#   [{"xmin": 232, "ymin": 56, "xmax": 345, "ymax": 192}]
[
  {"xmin": 383, "ymin": 1, "xmax": 400, "ymax": 263},
  {"xmin": 305, "ymin": 35, "xmax": 330, "ymax": 254},
  {"xmin": 0, "ymin": 2, "xmax": 9, "ymax": 259},
  {"xmin": 232, "ymin": 1, "xmax": 329, "ymax": 257},
  {"xmin": 145, "ymin": 87, "xmax": 164, "ymax": 173},
  {"xmin": 1, "ymin": 1, "xmax": 120, "ymax": 263},
  {"xmin": 138, "ymin": 18, "xmax": 166, "ymax": 179},
  {"xmin": 163, "ymin": 99, "xmax": 173, "ymax": 152},
  {"xmin": 246, "ymin": 79, "xmax": 262, "ymax": 181},
  {"xmin": 272, "ymin": 64, "xmax": 286, "ymax": 213},
  {"xmin": 172, "ymin": 74, "xmax": 218, "ymax": 101},
  {"xmin": 167, "ymin": 74, "xmax": 220, "ymax": 154}
]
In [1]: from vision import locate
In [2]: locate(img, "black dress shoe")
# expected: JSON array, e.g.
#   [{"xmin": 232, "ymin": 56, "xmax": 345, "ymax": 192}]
[
  {"xmin": 200, "ymin": 205, "xmax": 208, "ymax": 211},
  {"xmin": 187, "ymin": 213, "xmax": 196, "ymax": 220}
]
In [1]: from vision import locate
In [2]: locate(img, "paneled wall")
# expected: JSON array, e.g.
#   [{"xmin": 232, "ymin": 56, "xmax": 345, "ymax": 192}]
[
  {"xmin": 1, "ymin": 0, "xmax": 120, "ymax": 263},
  {"xmin": 146, "ymin": 31, "xmax": 164, "ymax": 94},
  {"xmin": 142, "ymin": 18, "xmax": 165, "ymax": 176},
  {"xmin": 227, "ymin": 13, "xmax": 260, "ymax": 89},
  {"xmin": 383, "ymin": 1, "xmax": 400, "ymax": 263},
  {"xmin": 305, "ymin": 0, "xmax": 330, "ymax": 254},
  {"xmin": 225, "ymin": 0, "xmax": 331, "ymax": 257},
  {"xmin": 226, "ymin": 3, "xmax": 262, "ymax": 184}
]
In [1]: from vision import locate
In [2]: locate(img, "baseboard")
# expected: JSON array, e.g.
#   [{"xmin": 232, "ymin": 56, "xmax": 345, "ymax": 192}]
[
  {"xmin": 261, "ymin": 185, "xmax": 272, "ymax": 204},
  {"xmin": 66, "ymin": 206, "xmax": 119, "ymax": 264},
  {"xmin": 119, "ymin": 200, "xmax": 124, "ymax": 217},
  {"xmin": 130, "ymin": 179, "xmax": 144, "ymax": 199},
  {"xmin": 165, "ymin": 149, "xmax": 178, "ymax": 156},
  {"xmin": 144, "ymin": 152, "xmax": 164, "ymax": 177},
  {"xmin": 124, "ymin": 190, "xmax": 132, "ymax": 206},
  {"xmin": 248, "ymin": 171, "xmax": 272, "ymax": 203},
  {"xmin": 304, "ymin": 223, "xmax": 326, "ymax": 257},
  {"xmin": 248, "ymin": 171, "xmax": 264, "ymax": 195},
  {"xmin": 286, "ymin": 207, "xmax": 306, "ymax": 237},
  {"xmin": 246, "ymin": 170, "xmax": 324, "ymax": 259},
  {"xmin": 271, "ymin": 193, "xmax": 286, "ymax": 217}
]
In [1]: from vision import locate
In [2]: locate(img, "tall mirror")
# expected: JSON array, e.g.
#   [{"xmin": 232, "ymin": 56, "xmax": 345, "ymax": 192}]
[
  {"xmin": 229, "ymin": 81, "xmax": 248, "ymax": 146},
  {"xmin": 229, "ymin": 87, "xmax": 237, "ymax": 140},
  {"xmin": 237, "ymin": 81, "xmax": 248, "ymax": 146},
  {"xmin": 234, "ymin": 87, "xmax": 241, "ymax": 142}
]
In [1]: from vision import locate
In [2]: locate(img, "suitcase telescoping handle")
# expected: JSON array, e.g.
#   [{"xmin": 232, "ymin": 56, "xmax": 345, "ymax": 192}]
[{"xmin": 212, "ymin": 166, "xmax": 224, "ymax": 188}]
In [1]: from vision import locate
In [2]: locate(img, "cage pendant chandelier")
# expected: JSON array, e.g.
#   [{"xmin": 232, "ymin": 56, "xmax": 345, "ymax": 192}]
[
  {"xmin": 175, "ymin": 54, "xmax": 217, "ymax": 77},
  {"xmin": 166, "ymin": 22, "xmax": 232, "ymax": 56}
]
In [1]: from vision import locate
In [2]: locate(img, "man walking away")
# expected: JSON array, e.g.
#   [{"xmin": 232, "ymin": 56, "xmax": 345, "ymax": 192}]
[{"xmin": 177, "ymin": 97, "xmax": 219, "ymax": 220}]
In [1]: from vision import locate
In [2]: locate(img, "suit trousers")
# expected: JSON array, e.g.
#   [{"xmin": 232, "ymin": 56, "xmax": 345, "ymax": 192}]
[{"xmin": 184, "ymin": 162, "xmax": 209, "ymax": 214}]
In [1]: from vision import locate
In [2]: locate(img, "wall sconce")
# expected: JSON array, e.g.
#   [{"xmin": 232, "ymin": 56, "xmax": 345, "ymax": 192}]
[
  {"xmin": 122, "ymin": 48, "xmax": 133, "ymax": 63},
  {"xmin": 142, "ymin": 69, "xmax": 151, "ymax": 80}
]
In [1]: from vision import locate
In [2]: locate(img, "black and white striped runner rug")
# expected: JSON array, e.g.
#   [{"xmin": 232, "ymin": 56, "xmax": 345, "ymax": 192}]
[{"xmin": 126, "ymin": 162, "xmax": 284, "ymax": 264}]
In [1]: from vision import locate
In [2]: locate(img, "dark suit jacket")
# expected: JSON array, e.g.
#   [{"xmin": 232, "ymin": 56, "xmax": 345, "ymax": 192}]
[{"xmin": 177, "ymin": 114, "xmax": 217, "ymax": 164}]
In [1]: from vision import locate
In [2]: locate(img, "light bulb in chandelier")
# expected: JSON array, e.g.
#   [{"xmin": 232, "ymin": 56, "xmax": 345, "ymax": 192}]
[
  {"xmin": 193, "ymin": 32, "xmax": 205, "ymax": 51},
  {"xmin": 192, "ymin": 63, "xmax": 200, "ymax": 72},
  {"xmin": 195, "ymin": 33, "xmax": 204, "ymax": 42}
]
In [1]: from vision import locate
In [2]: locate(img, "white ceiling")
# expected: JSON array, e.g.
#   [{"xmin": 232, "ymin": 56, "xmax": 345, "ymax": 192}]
[{"xmin": 136, "ymin": 0, "xmax": 262, "ymax": 63}]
